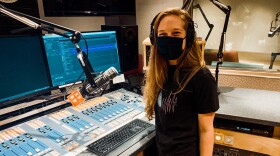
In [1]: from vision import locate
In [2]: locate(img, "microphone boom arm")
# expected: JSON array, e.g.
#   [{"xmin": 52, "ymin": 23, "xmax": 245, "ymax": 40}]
[
  {"xmin": 181, "ymin": 0, "xmax": 195, "ymax": 12},
  {"xmin": 269, "ymin": 52, "xmax": 280, "ymax": 69},
  {"xmin": 268, "ymin": 25, "xmax": 280, "ymax": 37},
  {"xmin": 193, "ymin": 4, "xmax": 214, "ymax": 41},
  {"xmin": 0, "ymin": 5, "xmax": 97, "ymax": 88},
  {"xmin": 210, "ymin": 0, "xmax": 231, "ymax": 86},
  {"xmin": 210, "ymin": 0, "xmax": 230, "ymax": 14}
]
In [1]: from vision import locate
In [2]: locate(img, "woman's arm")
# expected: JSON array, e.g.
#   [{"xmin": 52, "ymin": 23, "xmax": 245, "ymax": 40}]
[{"xmin": 198, "ymin": 112, "xmax": 216, "ymax": 156}]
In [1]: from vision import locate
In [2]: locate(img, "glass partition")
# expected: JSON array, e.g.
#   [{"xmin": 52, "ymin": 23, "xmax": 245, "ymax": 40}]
[{"xmin": 194, "ymin": 0, "xmax": 280, "ymax": 71}]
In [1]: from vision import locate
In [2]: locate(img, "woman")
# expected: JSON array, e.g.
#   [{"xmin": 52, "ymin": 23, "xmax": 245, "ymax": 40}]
[{"xmin": 143, "ymin": 8, "xmax": 219, "ymax": 156}]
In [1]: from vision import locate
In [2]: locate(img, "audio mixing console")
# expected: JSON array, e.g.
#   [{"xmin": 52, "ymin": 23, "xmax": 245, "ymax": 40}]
[{"xmin": 0, "ymin": 89, "xmax": 149, "ymax": 156}]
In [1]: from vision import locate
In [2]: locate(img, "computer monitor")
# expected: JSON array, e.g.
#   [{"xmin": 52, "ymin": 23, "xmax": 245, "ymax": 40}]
[
  {"xmin": 0, "ymin": 35, "xmax": 51, "ymax": 106},
  {"xmin": 42, "ymin": 31, "xmax": 121, "ymax": 88}
]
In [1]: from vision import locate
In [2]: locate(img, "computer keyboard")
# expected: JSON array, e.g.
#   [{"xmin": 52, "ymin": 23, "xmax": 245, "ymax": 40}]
[{"xmin": 87, "ymin": 119, "xmax": 155, "ymax": 156}]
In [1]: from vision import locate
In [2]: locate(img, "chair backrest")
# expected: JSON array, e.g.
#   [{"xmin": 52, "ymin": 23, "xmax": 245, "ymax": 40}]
[
  {"xmin": 204, "ymin": 50, "xmax": 239, "ymax": 65},
  {"xmin": 223, "ymin": 51, "xmax": 239, "ymax": 62},
  {"xmin": 126, "ymin": 73, "xmax": 145, "ymax": 95}
]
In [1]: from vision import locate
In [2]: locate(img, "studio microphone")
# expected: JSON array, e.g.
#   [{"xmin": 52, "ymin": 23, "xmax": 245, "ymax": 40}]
[
  {"xmin": 67, "ymin": 67, "xmax": 118, "ymax": 106},
  {"xmin": 209, "ymin": 0, "xmax": 230, "ymax": 14}
]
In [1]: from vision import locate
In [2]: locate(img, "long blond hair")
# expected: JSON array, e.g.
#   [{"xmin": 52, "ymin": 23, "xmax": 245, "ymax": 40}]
[{"xmin": 143, "ymin": 8, "xmax": 206, "ymax": 120}]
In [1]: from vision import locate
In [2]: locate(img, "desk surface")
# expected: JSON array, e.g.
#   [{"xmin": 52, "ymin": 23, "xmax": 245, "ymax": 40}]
[
  {"xmin": 217, "ymin": 87, "xmax": 280, "ymax": 126},
  {"xmin": 1, "ymin": 87, "xmax": 279, "ymax": 156},
  {"xmin": 74, "ymin": 87, "xmax": 280, "ymax": 155}
]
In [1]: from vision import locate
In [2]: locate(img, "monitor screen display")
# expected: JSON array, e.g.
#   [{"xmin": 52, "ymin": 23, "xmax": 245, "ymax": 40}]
[
  {"xmin": 42, "ymin": 31, "xmax": 121, "ymax": 87},
  {"xmin": 0, "ymin": 35, "xmax": 51, "ymax": 105}
]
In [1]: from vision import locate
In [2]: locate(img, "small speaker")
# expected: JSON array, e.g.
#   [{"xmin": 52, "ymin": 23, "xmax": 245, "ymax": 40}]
[
  {"xmin": 0, "ymin": 0, "xmax": 41, "ymax": 35},
  {"xmin": 101, "ymin": 25, "xmax": 139, "ymax": 73}
]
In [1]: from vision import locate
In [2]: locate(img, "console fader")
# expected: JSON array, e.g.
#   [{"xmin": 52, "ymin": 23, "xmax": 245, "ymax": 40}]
[{"xmin": 0, "ymin": 89, "xmax": 147, "ymax": 156}]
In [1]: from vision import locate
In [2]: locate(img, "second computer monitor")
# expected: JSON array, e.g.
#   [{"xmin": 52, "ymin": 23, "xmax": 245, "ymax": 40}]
[
  {"xmin": 42, "ymin": 31, "xmax": 121, "ymax": 87},
  {"xmin": 0, "ymin": 35, "xmax": 51, "ymax": 105}
]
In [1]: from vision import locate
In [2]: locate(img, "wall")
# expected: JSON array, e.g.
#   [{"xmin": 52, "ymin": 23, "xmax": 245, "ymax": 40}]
[
  {"xmin": 136, "ymin": 0, "xmax": 184, "ymax": 55},
  {"xmin": 37, "ymin": 0, "xmax": 183, "ymax": 54},
  {"xmin": 36, "ymin": 0, "xmax": 280, "ymax": 70}
]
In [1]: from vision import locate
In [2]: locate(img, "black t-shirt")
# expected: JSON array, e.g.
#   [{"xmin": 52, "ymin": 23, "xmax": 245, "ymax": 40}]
[{"xmin": 155, "ymin": 67, "xmax": 219, "ymax": 156}]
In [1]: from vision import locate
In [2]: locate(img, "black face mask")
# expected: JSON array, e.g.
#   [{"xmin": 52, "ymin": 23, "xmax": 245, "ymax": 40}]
[{"xmin": 157, "ymin": 36, "xmax": 185, "ymax": 60}]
